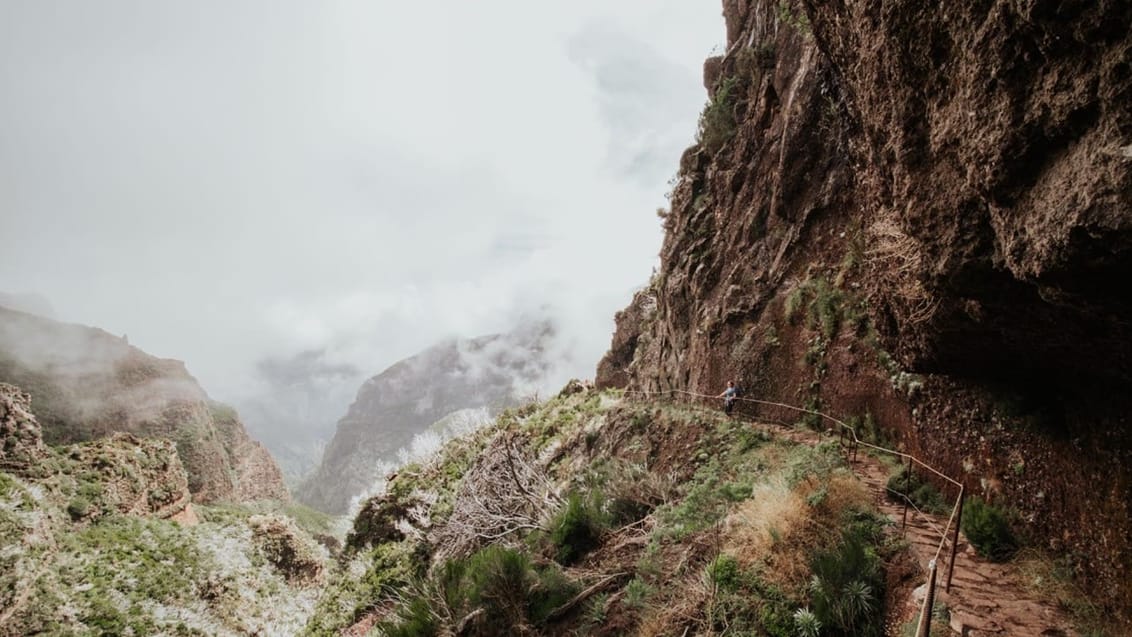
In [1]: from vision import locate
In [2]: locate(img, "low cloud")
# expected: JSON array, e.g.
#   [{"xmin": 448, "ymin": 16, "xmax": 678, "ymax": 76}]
[{"xmin": 0, "ymin": 1, "xmax": 723, "ymax": 451}]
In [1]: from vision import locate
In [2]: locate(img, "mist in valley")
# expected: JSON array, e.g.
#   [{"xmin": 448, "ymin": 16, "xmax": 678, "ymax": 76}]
[{"xmin": 0, "ymin": 1, "xmax": 724, "ymax": 487}]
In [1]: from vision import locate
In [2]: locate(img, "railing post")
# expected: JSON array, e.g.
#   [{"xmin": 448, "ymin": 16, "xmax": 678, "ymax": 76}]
[
  {"xmin": 946, "ymin": 485, "xmax": 966, "ymax": 592},
  {"xmin": 916, "ymin": 560, "xmax": 938, "ymax": 637},
  {"xmin": 902, "ymin": 455, "xmax": 913, "ymax": 529}
]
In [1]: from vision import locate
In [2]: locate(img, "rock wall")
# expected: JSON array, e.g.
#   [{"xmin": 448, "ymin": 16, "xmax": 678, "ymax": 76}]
[{"xmin": 599, "ymin": 0, "xmax": 1131, "ymax": 621}]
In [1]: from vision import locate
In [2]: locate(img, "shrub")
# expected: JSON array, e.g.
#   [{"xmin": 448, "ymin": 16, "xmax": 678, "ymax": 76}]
[
  {"xmin": 623, "ymin": 577, "xmax": 654, "ymax": 610},
  {"xmin": 381, "ymin": 545, "xmax": 577, "ymax": 637},
  {"xmin": 706, "ymin": 554, "xmax": 742, "ymax": 591},
  {"xmin": 807, "ymin": 278, "xmax": 844, "ymax": 341},
  {"xmin": 583, "ymin": 591, "xmax": 609, "ymax": 625},
  {"xmin": 846, "ymin": 412, "xmax": 887, "ymax": 447},
  {"xmin": 526, "ymin": 562, "xmax": 578, "ymax": 623},
  {"xmin": 67, "ymin": 496, "xmax": 92, "ymax": 520},
  {"xmin": 962, "ymin": 497, "xmax": 1017, "ymax": 561},
  {"xmin": 776, "ymin": 0, "xmax": 811, "ymax": 35},
  {"xmin": 809, "ymin": 523, "xmax": 885, "ymax": 636},
  {"xmin": 549, "ymin": 492, "xmax": 607, "ymax": 564},
  {"xmin": 606, "ymin": 496, "xmax": 651, "ymax": 527},
  {"xmin": 784, "ymin": 286, "xmax": 806, "ymax": 322},
  {"xmin": 382, "ymin": 597, "xmax": 438, "ymax": 637},
  {"xmin": 885, "ymin": 466, "xmax": 949, "ymax": 515},
  {"xmin": 698, "ymin": 76, "xmax": 740, "ymax": 154},
  {"xmin": 468, "ymin": 546, "xmax": 535, "ymax": 626}
]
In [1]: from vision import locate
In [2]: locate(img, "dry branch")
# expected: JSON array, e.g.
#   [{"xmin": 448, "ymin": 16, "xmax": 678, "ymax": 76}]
[
  {"xmin": 545, "ymin": 572, "xmax": 629, "ymax": 621},
  {"xmin": 431, "ymin": 432, "xmax": 563, "ymax": 561}
]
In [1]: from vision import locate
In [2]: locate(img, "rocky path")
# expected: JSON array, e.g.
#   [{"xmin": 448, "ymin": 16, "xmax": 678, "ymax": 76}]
[
  {"xmin": 852, "ymin": 456, "xmax": 1076, "ymax": 637},
  {"xmin": 749, "ymin": 418, "xmax": 1078, "ymax": 636}
]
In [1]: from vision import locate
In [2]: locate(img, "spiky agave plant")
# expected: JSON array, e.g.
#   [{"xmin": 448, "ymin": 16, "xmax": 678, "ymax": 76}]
[{"xmin": 793, "ymin": 607, "xmax": 821, "ymax": 637}]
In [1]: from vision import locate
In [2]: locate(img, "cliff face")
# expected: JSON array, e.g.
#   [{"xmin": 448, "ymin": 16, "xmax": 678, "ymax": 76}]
[
  {"xmin": 0, "ymin": 306, "xmax": 288, "ymax": 503},
  {"xmin": 298, "ymin": 324, "xmax": 553, "ymax": 514},
  {"xmin": 600, "ymin": 0, "xmax": 1131, "ymax": 621}
]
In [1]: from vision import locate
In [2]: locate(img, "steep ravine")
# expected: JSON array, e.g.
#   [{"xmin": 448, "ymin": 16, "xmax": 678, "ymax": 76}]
[{"xmin": 599, "ymin": 0, "xmax": 1131, "ymax": 626}]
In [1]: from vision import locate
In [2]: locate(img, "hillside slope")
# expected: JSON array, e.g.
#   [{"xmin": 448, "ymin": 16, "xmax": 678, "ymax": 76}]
[
  {"xmin": 0, "ymin": 306, "xmax": 287, "ymax": 503},
  {"xmin": 304, "ymin": 387, "xmax": 909, "ymax": 636},
  {"xmin": 598, "ymin": 0, "xmax": 1131, "ymax": 625}
]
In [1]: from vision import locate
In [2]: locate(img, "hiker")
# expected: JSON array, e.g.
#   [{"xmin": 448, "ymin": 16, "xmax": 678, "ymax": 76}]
[{"xmin": 718, "ymin": 380, "xmax": 738, "ymax": 415}]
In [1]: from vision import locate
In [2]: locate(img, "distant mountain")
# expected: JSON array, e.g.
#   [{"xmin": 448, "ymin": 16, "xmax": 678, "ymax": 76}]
[
  {"xmin": 0, "ymin": 305, "xmax": 287, "ymax": 503},
  {"xmin": 297, "ymin": 322, "xmax": 553, "ymax": 514}
]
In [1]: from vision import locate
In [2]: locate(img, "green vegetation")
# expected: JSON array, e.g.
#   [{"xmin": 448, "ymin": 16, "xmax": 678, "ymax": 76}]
[
  {"xmin": 304, "ymin": 543, "xmax": 415, "ymax": 637},
  {"xmin": 736, "ymin": 42, "xmax": 777, "ymax": 74},
  {"xmin": 962, "ymin": 497, "xmax": 1017, "ymax": 561},
  {"xmin": 785, "ymin": 274, "xmax": 868, "ymax": 342},
  {"xmin": 1016, "ymin": 549, "xmax": 1107, "ymax": 635},
  {"xmin": 549, "ymin": 491, "xmax": 607, "ymax": 564},
  {"xmin": 698, "ymin": 76, "xmax": 741, "ymax": 155},
  {"xmin": 55, "ymin": 516, "xmax": 207, "ymax": 635},
  {"xmin": 66, "ymin": 495, "xmax": 92, "ymax": 519},
  {"xmin": 207, "ymin": 400, "xmax": 239, "ymax": 423},
  {"xmin": 298, "ymin": 391, "xmax": 902, "ymax": 635},
  {"xmin": 900, "ymin": 601, "xmax": 951, "ymax": 636},
  {"xmin": 1, "ymin": 449, "xmax": 329, "ymax": 636},
  {"xmin": 809, "ymin": 515, "xmax": 887, "ymax": 636},
  {"xmin": 846, "ymin": 412, "xmax": 889, "ymax": 447},
  {"xmin": 885, "ymin": 465, "xmax": 951, "ymax": 515},
  {"xmin": 378, "ymin": 545, "xmax": 578, "ymax": 637},
  {"xmin": 776, "ymin": 0, "xmax": 812, "ymax": 36},
  {"xmin": 198, "ymin": 498, "xmax": 334, "ymax": 540}
]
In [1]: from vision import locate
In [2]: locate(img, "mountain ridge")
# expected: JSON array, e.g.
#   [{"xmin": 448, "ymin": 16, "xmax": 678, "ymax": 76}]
[
  {"xmin": 297, "ymin": 323, "xmax": 554, "ymax": 514},
  {"xmin": 0, "ymin": 305, "xmax": 288, "ymax": 503}
]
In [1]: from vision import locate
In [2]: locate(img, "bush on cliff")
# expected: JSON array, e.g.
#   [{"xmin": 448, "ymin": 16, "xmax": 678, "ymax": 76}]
[
  {"xmin": 698, "ymin": 76, "xmax": 740, "ymax": 155},
  {"xmin": 962, "ymin": 497, "xmax": 1017, "ymax": 562}
]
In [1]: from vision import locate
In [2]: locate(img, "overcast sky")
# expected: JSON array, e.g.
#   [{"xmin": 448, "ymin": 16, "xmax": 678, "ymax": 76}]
[{"xmin": 0, "ymin": 1, "xmax": 723, "ymax": 403}]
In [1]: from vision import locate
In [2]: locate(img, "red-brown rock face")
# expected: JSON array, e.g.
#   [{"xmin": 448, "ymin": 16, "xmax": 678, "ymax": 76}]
[{"xmin": 599, "ymin": 0, "xmax": 1131, "ymax": 622}]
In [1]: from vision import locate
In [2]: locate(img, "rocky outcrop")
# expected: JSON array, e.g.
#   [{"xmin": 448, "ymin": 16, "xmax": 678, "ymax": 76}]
[
  {"xmin": 595, "ymin": 288, "xmax": 656, "ymax": 389},
  {"xmin": 0, "ymin": 306, "xmax": 288, "ymax": 503},
  {"xmin": 0, "ymin": 383, "xmax": 48, "ymax": 476},
  {"xmin": 298, "ymin": 324, "xmax": 553, "ymax": 514},
  {"xmin": 210, "ymin": 403, "xmax": 290, "ymax": 502},
  {"xmin": 64, "ymin": 432, "xmax": 196, "ymax": 523},
  {"xmin": 249, "ymin": 514, "xmax": 325, "ymax": 584},
  {"xmin": 1, "ymin": 381, "xmax": 195, "ymax": 522},
  {"xmin": 601, "ymin": 0, "xmax": 1131, "ymax": 622}
]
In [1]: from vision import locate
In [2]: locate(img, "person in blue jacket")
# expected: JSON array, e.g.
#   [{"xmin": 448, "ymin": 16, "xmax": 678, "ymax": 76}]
[{"xmin": 719, "ymin": 380, "xmax": 738, "ymax": 415}]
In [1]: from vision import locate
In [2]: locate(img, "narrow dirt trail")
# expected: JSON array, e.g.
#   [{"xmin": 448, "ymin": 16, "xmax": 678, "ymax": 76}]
[{"xmin": 746, "ymin": 418, "xmax": 1078, "ymax": 636}]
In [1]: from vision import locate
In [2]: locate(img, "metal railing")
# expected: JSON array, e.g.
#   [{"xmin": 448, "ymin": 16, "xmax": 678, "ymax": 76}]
[{"xmin": 619, "ymin": 387, "xmax": 965, "ymax": 636}]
